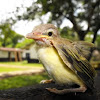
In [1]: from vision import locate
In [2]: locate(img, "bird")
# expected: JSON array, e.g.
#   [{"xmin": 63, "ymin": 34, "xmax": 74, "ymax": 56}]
[{"xmin": 26, "ymin": 24, "xmax": 96, "ymax": 94}]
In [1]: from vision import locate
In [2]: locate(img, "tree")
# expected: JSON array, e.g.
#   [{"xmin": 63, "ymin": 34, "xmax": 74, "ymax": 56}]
[
  {"xmin": 18, "ymin": 0, "xmax": 100, "ymax": 42},
  {"xmin": 0, "ymin": 21, "xmax": 24, "ymax": 47},
  {"xmin": 16, "ymin": 38, "xmax": 34, "ymax": 48}
]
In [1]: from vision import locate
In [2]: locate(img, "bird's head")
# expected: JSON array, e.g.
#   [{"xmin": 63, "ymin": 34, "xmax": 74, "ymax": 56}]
[{"xmin": 26, "ymin": 24, "xmax": 59, "ymax": 46}]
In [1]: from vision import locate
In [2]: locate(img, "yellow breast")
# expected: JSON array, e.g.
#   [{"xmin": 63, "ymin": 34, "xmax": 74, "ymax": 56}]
[{"xmin": 37, "ymin": 46, "xmax": 84, "ymax": 86}]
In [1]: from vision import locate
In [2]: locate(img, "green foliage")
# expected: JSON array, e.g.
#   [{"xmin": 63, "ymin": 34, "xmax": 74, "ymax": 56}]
[
  {"xmin": 0, "ymin": 22, "xmax": 24, "ymax": 47},
  {"xmin": 60, "ymin": 27, "xmax": 78, "ymax": 40},
  {"xmin": 19, "ymin": 0, "xmax": 100, "ymax": 42},
  {"xmin": 0, "ymin": 73, "xmax": 49, "ymax": 90},
  {"xmin": 85, "ymin": 32, "xmax": 94, "ymax": 42},
  {"xmin": 15, "ymin": 38, "xmax": 34, "ymax": 48},
  {"xmin": 96, "ymin": 34, "xmax": 100, "ymax": 46}
]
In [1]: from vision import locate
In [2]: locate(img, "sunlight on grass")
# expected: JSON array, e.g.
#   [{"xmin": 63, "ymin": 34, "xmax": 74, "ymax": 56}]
[
  {"xmin": 0, "ymin": 60, "xmax": 43, "ymax": 67},
  {"xmin": 0, "ymin": 67, "xmax": 28, "ymax": 73},
  {"xmin": 0, "ymin": 73, "xmax": 49, "ymax": 90},
  {"xmin": 0, "ymin": 61, "xmax": 47, "ymax": 90}
]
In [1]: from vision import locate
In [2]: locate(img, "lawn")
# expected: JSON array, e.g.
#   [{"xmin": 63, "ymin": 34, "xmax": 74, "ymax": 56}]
[
  {"xmin": 0, "ymin": 73, "xmax": 49, "ymax": 90},
  {"xmin": 0, "ymin": 67, "xmax": 29, "ymax": 72},
  {"xmin": 0, "ymin": 61, "xmax": 43, "ymax": 72},
  {"xmin": 0, "ymin": 61, "xmax": 47, "ymax": 90},
  {"xmin": 0, "ymin": 60, "xmax": 43, "ymax": 67}
]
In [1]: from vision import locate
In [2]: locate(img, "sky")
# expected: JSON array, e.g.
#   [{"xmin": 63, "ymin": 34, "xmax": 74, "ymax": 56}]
[
  {"xmin": 0, "ymin": 0, "xmax": 99, "ymax": 36},
  {"xmin": 0, "ymin": 0, "xmax": 74, "ymax": 36},
  {"xmin": 0, "ymin": 0, "xmax": 34, "ymax": 36},
  {"xmin": 0, "ymin": 0, "xmax": 33, "ymax": 21}
]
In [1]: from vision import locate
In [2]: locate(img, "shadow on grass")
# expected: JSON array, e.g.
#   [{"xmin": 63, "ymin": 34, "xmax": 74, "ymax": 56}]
[{"xmin": 0, "ymin": 73, "xmax": 49, "ymax": 90}]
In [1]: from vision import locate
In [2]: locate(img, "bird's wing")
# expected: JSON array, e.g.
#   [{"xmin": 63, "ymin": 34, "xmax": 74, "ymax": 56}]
[
  {"xmin": 72, "ymin": 41, "xmax": 94, "ymax": 59},
  {"xmin": 52, "ymin": 38, "xmax": 96, "ymax": 89}
]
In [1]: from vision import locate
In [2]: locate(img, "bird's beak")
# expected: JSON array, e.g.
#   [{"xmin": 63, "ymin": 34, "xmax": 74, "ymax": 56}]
[{"xmin": 26, "ymin": 32, "xmax": 49, "ymax": 40}]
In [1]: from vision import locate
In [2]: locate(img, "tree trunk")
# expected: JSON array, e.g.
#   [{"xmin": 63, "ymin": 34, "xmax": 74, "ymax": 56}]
[
  {"xmin": 87, "ymin": 28, "xmax": 99, "ymax": 61},
  {"xmin": 78, "ymin": 31, "xmax": 86, "ymax": 40}
]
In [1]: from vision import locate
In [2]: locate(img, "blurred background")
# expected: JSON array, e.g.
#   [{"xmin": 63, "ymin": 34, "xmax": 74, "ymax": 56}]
[{"xmin": 0, "ymin": 0, "xmax": 100, "ymax": 90}]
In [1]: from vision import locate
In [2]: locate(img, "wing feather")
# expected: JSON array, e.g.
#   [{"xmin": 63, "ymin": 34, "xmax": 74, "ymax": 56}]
[
  {"xmin": 72, "ymin": 41, "xmax": 95, "ymax": 59},
  {"xmin": 52, "ymin": 38, "xmax": 96, "ymax": 89}
]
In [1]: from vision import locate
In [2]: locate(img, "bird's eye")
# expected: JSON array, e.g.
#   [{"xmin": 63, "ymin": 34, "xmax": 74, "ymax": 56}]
[{"xmin": 48, "ymin": 32, "xmax": 53, "ymax": 36}]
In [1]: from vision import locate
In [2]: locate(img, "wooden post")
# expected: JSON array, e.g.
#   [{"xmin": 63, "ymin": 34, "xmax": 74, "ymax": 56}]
[
  {"xmin": 18, "ymin": 51, "xmax": 22, "ymax": 61},
  {"xmin": 14, "ymin": 51, "xmax": 18, "ymax": 62},
  {"xmin": 8, "ymin": 52, "xmax": 12, "ymax": 61}
]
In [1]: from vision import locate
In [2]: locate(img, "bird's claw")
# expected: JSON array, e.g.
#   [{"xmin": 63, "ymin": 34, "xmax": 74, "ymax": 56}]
[
  {"xmin": 46, "ymin": 86, "xmax": 87, "ymax": 94},
  {"xmin": 46, "ymin": 88, "xmax": 64, "ymax": 94},
  {"xmin": 40, "ymin": 79, "xmax": 53, "ymax": 84}
]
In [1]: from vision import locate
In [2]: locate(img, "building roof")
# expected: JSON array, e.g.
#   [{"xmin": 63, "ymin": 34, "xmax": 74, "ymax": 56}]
[{"xmin": 0, "ymin": 47, "xmax": 24, "ymax": 52}]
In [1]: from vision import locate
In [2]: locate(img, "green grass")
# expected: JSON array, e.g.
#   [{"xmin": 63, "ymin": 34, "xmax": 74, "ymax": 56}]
[
  {"xmin": 0, "ymin": 73, "xmax": 49, "ymax": 90},
  {"xmin": 0, "ymin": 67, "xmax": 28, "ymax": 72},
  {"xmin": 0, "ymin": 61, "xmax": 43, "ymax": 72},
  {"xmin": 0, "ymin": 61, "xmax": 48, "ymax": 90},
  {"xmin": 0, "ymin": 60, "xmax": 43, "ymax": 67}
]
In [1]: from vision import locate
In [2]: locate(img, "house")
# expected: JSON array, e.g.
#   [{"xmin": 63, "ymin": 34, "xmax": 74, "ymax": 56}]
[
  {"xmin": 0, "ymin": 47, "xmax": 24, "ymax": 62},
  {"xmin": 22, "ymin": 42, "xmax": 39, "ymax": 63},
  {"xmin": 0, "ymin": 42, "xmax": 39, "ymax": 63}
]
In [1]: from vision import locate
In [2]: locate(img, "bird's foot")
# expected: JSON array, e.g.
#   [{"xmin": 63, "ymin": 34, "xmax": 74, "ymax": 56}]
[
  {"xmin": 40, "ymin": 79, "xmax": 54, "ymax": 84},
  {"xmin": 46, "ymin": 86, "xmax": 87, "ymax": 95}
]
